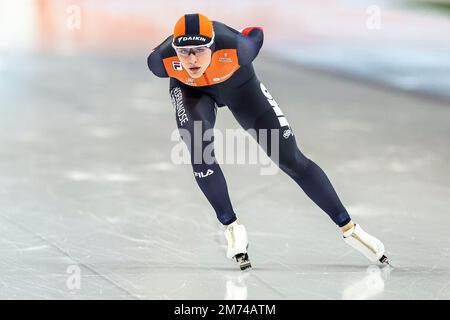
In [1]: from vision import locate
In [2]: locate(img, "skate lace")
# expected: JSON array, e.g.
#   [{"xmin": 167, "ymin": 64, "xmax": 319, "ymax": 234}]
[{"xmin": 351, "ymin": 232, "xmax": 377, "ymax": 254}]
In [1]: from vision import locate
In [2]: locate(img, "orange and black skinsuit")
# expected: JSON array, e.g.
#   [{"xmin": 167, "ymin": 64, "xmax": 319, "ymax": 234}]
[{"xmin": 148, "ymin": 21, "xmax": 351, "ymax": 227}]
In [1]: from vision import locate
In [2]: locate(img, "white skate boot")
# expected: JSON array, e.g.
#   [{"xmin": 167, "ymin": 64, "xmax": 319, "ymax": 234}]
[
  {"xmin": 343, "ymin": 223, "xmax": 390, "ymax": 265},
  {"xmin": 224, "ymin": 221, "xmax": 252, "ymax": 270}
]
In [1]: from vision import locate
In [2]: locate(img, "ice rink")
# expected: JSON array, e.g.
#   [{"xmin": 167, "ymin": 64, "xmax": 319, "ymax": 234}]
[{"xmin": 1, "ymin": 51, "xmax": 450, "ymax": 299}]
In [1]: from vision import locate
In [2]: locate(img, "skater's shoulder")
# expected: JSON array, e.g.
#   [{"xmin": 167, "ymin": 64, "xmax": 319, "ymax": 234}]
[
  {"xmin": 213, "ymin": 21, "xmax": 264, "ymax": 66},
  {"xmin": 236, "ymin": 26, "xmax": 264, "ymax": 66},
  {"xmin": 212, "ymin": 21, "xmax": 264, "ymax": 41},
  {"xmin": 211, "ymin": 21, "xmax": 240, "ymax": 50}
]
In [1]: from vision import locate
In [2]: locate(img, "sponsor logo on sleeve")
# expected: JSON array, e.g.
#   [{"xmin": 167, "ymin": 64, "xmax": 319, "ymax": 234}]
[{"xmin": 172, "ymin": 61, "xmax": 183, "ymax": 71}]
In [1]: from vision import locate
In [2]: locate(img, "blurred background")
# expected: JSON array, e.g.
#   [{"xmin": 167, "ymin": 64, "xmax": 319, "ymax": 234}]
[
  {"xmin": 1, "ymin": 0, "xmax": 450, "ymax": 98},
  {"xmin": 0, "ymin": 0, "xmax": 450, "ymax": 299}
]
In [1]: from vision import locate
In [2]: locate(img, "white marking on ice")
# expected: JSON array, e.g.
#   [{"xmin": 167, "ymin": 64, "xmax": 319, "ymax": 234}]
[
  {"xmin": 66, "ymin": 171, "xmax": 98, "ymax": 181},
  {"xmin": 106, "ymin": 232, "xmax": 152, "ymax": 244},
  {"xmin": 89, "ymin": 127, "xmax": 118, "ymax": 139},
  {"xmin": 388, "ymin": 161, "xmax": 410, "ymax": 172},
  {"xmin": 66, "ymin": 171, "xmax": 137, "ymax": 182},
  {"xmin": 346, "ymin": 204, "xmax": 384, "ymax": 217},
  {"xmin": 19, "ymin": 245, "xmax": 50, "ymax": 252},
  {"xmin": 53, "ymin": 256, "xmax": 77, "ymax": 264},
  {"xmin": 388, "ymin": 155, "xmax": 435, "ymax": 173},
  {"xmin": 147, "ymin": 162, "xmax": 175, "ymax": 172},
  {"xmin": 105, "ymin": 217, "xmax": 125, "ymax": 224}
]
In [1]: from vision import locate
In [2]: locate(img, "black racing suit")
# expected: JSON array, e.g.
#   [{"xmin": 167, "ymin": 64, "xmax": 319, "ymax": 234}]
[{"xmin": 148, "ymin": 21, "xmax": 351, "ymax": 227}]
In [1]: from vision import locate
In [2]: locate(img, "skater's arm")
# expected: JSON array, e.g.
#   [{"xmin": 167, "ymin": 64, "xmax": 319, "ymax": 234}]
[
  {"xmin": 147, "ymin": 35, "xmax": 174, "ymax": 78},
  {"xmin": 236, "ymin": 26, "xmax": 264, "ymax": 66},
  {"xmin": 213, "ymin": 21, "xmax": 263, "ymax": 66}
]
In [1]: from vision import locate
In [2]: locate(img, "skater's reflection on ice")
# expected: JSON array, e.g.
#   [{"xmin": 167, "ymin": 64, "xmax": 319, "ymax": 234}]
[
  {"xmin": 224, "ymin": 272, "xmax": 251, "ymax": 300},
  {"xmin": 342, "ymin": 265, "xmax": 392, "ymax": 300}
]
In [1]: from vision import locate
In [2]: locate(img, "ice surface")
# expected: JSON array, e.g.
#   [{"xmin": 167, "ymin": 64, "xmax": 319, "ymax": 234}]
[{"xmin": 1, "ymin": 53, "xmax": 449, "ymax": 299}]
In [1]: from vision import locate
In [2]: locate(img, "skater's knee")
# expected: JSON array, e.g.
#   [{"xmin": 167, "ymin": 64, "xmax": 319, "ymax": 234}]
[{"xmin": 278, "ymin": 148, "xmax": 310, "ymax": 176}]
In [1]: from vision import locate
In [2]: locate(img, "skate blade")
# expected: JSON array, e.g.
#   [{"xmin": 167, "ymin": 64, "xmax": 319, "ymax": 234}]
[
  {"xmin": 239, "ymin": 261, "xmax": 252, "ymax": 271},
  {"xmin": 239, "ymin": 257, "xmax": 252, "ymax": 270},
  {"xmin": 235, "ymin": 253, "xmax": 252, "ymax": 271},
  {"xmin": 379, "ymin": 255, "xmax": 392, "ymax": 267}
]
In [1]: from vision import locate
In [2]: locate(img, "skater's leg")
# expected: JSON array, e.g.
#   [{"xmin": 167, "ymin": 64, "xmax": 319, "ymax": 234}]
[
  {"xmin": 252, "ymin": 110, "xmax": 389, "ymax": 263},
  {"xmin": 253, "ymin": 109, "xmax": 351, "ymax": 227},
  {"xmin": 228, "ymin": 77, "xmax": 388, "ymax": 263},
  {"xmin": 170, "ymin": 82, "xmax": 251, "ymax": 268},
  {"xmin": 170, "ymin": 83, "xmax": 237, "ymax": 225},
  {"xmin": 226, "ymin": 78, "xmax": 351, "ymax": 227},
  {"xmin": 225, "ymin": 78, "xmax": 388, "ymax": 264}
]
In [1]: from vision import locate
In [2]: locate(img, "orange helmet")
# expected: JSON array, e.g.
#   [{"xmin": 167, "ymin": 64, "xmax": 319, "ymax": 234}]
[{"xmin": 172, "ymin": 13, "xmax": 215, "ymax": 47}]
